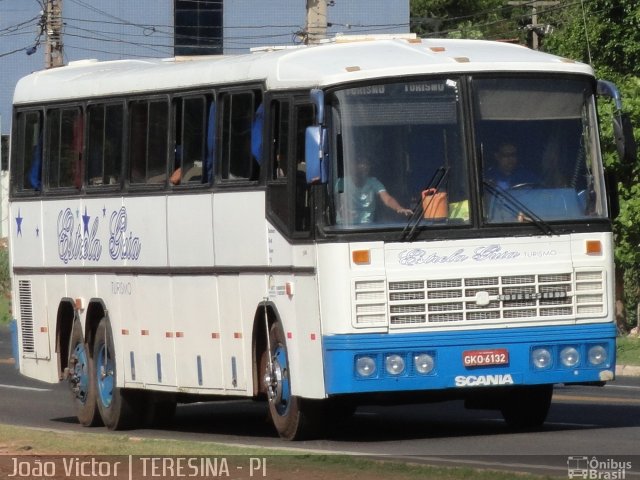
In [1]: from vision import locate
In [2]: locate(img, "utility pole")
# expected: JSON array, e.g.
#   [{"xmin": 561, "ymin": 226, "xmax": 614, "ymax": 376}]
[
  {"xmin": 305, "ymin": 0, "xmax": 327, "ymax": 45},
  {"xmin": 508, "ymin": 0, "xmax": 558, "ymax": 50},
  {"xmin": 45, "ymin": 0, "xmax": 64, "ymax": 68}
]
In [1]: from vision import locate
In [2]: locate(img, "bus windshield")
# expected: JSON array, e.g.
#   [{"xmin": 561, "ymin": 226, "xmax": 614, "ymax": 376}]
[{"xmin": 326, "ymin": 76, "xmax": 607, "ymax": 231}]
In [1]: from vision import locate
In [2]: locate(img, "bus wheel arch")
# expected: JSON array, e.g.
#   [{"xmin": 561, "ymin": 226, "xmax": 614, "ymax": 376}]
[
  {"xmin": 253, "ymin": 304, "xmax": 323, "ymax": 440},
  {"xmin": 84, "ymin": 299, "xmax": 108, "ymax": 352},
  {"xmin": 252, "ymin": 301, "xmax": 279, "ymax": 398},
  {"xmin": 55, "ymin": 298, "xmax": 76, "ymax": 380}
]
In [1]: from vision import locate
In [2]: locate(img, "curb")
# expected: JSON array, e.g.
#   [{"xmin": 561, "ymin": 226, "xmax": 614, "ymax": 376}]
[{"xmin": 616, "ymin": 364, "xmax": 640, "ymax": 377}]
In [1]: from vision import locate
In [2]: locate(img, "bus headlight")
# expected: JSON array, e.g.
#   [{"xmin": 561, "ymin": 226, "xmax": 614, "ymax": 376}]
[
  {"xmin": 588, "ymin": 345, "xmax": 608, "ymax": 366},
  {"xmin": 414, "ymin": 353, "xmax": 435, "ymax": 374},
  {"xmin": 355, "ymin": 355, "xmax": 377, "ymax": 378},
  {"xmin": 385, "ymin": 354, "xmax": 405, "ymax": 376},
  {"xmin": 532, "ymin": 348, "xmax": 552, "ymax": 369},
  {"xmin": 560, "ymin": 346, "xmax": 580, "ymax": 367}
]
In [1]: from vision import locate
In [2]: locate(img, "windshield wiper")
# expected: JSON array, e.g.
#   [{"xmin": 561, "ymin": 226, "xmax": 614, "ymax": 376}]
[
  {"xmin": 400, "ymin": 167, "xmax": 449, "ymax": 242},
  {"xmin": 483, "ymin": 180, "xmax": 555, "ymax": 236}
]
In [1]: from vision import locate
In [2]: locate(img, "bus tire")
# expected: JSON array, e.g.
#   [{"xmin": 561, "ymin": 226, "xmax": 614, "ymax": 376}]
[
  {"xmin": 500, "ymin": 385, "xmax": 553, "ymax": 429},
  {"xmin": 93, "ymin": 317, "xmax": 142, "ymax": 430},
  {"xmin": 67, "ymin": 319, "xmax": 102, "ymax": 427},
  {"xmin": 264, "ymin": 321, "xmax": 322, "ymax": 440}
]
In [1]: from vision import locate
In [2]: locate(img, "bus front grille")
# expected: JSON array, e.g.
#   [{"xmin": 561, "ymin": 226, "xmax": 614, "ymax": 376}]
[{"xmin": 383, "ymin": 270, "xmax": 605, "ymax": 327}]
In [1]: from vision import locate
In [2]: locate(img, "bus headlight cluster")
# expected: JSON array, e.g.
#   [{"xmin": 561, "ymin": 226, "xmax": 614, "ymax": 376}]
[
  {"xmin": 355, "ymin": 352, "xmax": 436, "ymax": 378},
  {"xmin": 531, "ymin": 344, "xmax": 610, "ymax": 370}
]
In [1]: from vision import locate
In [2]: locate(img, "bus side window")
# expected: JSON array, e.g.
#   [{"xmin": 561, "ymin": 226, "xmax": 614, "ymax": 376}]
[
  {"xmin": 171, "ymin": 95, "xmax": 211, "ymax": 186},
  {"xmin": 46, "ymin": 107, "xmax": 84, "ymax": 190},
  {"xmin": 13, "ymin": 110, "xmax": 43, "ymax": 193},
  {"xmin": 266, "ymin": 99, "xmax": 291, "ymax": 230},
  {"xmin": 220, "ymin": 90, "xmax": 262, "ymax": 181},
  {"xmin": 129, "ymin": 99, "xmax": 169, "ymax": 185},
  {"xmin": 87, "ymin": 103, "xmax": 123, "ymax": 187},
  {"xmin": 293, "ymin": 104, "xmax": 315, "ymax": 233}
]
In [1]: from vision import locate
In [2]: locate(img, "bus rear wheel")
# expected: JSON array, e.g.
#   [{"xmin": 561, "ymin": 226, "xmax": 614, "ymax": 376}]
[
  {"xmin": 67, "ymin": 319, "xmax": 102, "ymax": 427},
  {"xmin": 263, "ymin": 322, "xmax": 322, "ymax": 440},
  {"xmin": 93, "ymin": 317, "xmax": 142, "ymax": 430},
  {"xmin": 500, "ymin": 385, "xmax": 553, "ymax": 429}
]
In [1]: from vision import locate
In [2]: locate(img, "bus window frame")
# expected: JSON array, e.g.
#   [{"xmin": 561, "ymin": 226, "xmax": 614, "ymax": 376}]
[
  {"xmin": 265, "ymin": 92, "xmax": 315, "ymax": 240},
  {"xmin": 85, "ymin": 99, "xmax": 126, "ymax": 194},
  {"xmin": 216, "ymin": 86, "xmax": 263, "ymax": 186},
  {"xmin": 43, "ymin": 103, "xmax": 85, "ymax": 195},
  {"xmin": 169, "ymin": 90, "xmax": 215, "ymax": 190},
  {"xmin": 126, "ymin": 94, "xmax": 171, "ymax": 191},
  {"xmin": 11, "ymin": 107, "xmax": 45, "ymax": 197}
]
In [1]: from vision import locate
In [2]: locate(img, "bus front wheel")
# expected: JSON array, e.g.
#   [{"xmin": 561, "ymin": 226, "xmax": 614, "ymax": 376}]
[
  {"xmin": 263, "ymin": 322, "xmax": 322, "ymax": 440},
  {"xmin": 93, "ymin": 317, "xmax": 142, "ymax": 430}
]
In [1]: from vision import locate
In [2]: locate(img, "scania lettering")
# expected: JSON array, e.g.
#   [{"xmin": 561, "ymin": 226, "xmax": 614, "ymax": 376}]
[{"xmin": 455, "ymin": 374, "xmax": 515, "ymax": 387}]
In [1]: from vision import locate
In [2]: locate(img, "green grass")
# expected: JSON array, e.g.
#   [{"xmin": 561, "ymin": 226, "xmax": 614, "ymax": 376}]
[
  {"xmin": 616, "ymin": 335, "xmax": 640, "ymax": 366},
  {"xmin": 0, "ymin": 294, "xmax": 11, "ymax": 325},
  {"xmin": 0, "ymin": 424, "xmax": 556, "ymax": 480}
]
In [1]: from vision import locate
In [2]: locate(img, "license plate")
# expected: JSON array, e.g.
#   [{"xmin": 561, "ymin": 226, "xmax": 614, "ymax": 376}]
[{"xmin": 463, "ymin": 348, "xmax": 509, "ymax": 367}]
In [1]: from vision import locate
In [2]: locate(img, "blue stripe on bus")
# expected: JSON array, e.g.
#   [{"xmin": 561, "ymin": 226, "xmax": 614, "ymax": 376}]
[{"xmin": 322, "ymin": 323, "xmax": 616, "ymax": 394}]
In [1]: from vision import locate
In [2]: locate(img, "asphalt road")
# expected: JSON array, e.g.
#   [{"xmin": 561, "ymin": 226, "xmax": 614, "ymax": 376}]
[{"xmin": 1, "ymin": 324, "xmax": 639, "ymax": 478}]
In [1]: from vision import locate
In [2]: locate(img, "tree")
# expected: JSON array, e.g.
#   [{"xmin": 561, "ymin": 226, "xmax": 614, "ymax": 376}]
[
  {"xmin": 544, "ymin": 0, "xmax": 640, "ymax": 329},
  {"xmin": 410, "ymin": 0, "xmax": 640, "ymax": 328},
  {"xmin": 410, "ymin": 0, "xmax": 523, "ymax": 41}
]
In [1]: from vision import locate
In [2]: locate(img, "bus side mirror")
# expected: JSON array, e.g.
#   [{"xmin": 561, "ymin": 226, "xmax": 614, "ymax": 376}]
[
  {"xmin": 597, "ymin": 79, "xmax": 637, "ymax": 164},
  {"xmin": 613, "ymin": 112, "xmax": 637, "ymax": 164},
  {"xmin": 605, "ymin": 170, "xmax": 620, "ymax": 219},
  {"xmin": 305, "ymin": 126, "xmax": 327, "ymax": 184}
]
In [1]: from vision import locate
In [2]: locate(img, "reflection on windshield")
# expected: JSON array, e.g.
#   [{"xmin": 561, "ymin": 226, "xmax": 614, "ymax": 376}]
[
  {"xmin": 476, "ymin": 78, "xmax": 607, "ymax": 223},
  {"xmin": 329, "ymin": 80, "xmax": 470, "ymax": 229}
]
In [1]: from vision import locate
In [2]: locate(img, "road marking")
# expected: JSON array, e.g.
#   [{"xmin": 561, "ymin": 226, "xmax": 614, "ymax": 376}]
[
  {"xmin": 0, "ymin": 383, "xmax": 50, "ymax": 392},
  {"xmin": 606, "ymin": 384, "xmax": 640, "ymax": 391},
  {"xmin": 554, "ymin": 394, "xmax": 640, "ymax": 405}
]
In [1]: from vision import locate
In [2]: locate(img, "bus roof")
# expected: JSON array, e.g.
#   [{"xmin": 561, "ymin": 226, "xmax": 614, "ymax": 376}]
[{"xmin": 13, "ymin": 35, "xmax": 594, "ymax": 105}]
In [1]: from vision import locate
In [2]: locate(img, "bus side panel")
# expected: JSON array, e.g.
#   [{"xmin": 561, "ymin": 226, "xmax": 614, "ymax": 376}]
[
  {"xmin": 9, "ymin": 201, "xmax": 44, "ymax": 268},
  {"xmin": 13, "ymin": 275, "xmax": 56, "ymax": 383},
  {"xmin": 167, "ymin": 193, "xmax": 214, "ymax": 267},
  {"xmin": 130, "ymin": 275, "xmax": 177, "ymax": 388},
  {"xmin": 122, "ymin": 197, "xmax": 168, "ymax": 267},
  {"xmin": 212, "ymin": 191, "xmax": 268, "ymax": 266},
  {"xmin": 217, "ymin": 275, "xmax": 247, "ymax": 392},
  {"xmin": 172, "ymin": 275, "xmax": 224, "ymax": 390},
  {"xmin": 286, "ymin": 274, "xmax": 325, "ymax": 399}
]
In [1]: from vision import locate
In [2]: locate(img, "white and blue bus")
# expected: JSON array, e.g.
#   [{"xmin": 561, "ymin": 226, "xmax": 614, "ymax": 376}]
[{"xmin": 9, "ymin": 34, "xmax": 635, "ymax": 440}]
